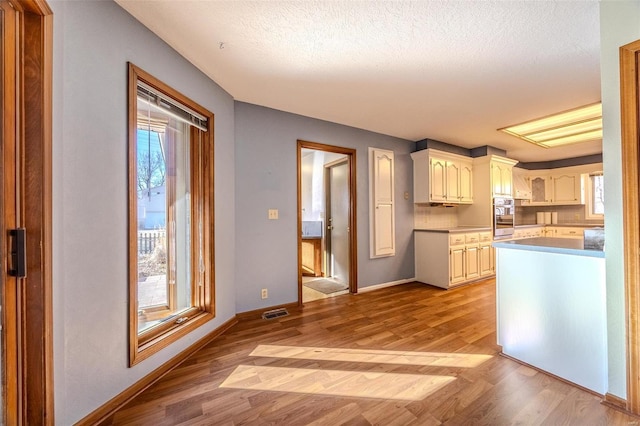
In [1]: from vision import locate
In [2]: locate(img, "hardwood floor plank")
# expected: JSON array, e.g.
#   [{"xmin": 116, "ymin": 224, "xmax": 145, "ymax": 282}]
[{"xmin": 100, "ymin": 280, "xmax": 637, "ymax": 425}]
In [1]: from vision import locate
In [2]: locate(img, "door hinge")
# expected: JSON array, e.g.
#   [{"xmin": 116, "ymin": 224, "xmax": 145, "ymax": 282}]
[{"xmin": 8, "ymin": 228, "xmax": 26, "ymax": 278}]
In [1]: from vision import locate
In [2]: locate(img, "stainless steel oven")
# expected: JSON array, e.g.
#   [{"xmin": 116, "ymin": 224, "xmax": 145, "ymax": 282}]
[{"xmin": 494, "ymin": 197, "xmax": 515, "ymax": 238}]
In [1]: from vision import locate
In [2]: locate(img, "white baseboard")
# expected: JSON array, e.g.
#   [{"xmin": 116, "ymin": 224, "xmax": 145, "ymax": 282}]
[{"xmin": 358, "ymin": 277, "xmax": 416, "ymax": 293}]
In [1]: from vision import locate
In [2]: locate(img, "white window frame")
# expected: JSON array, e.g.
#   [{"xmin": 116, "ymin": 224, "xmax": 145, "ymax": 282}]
[{"xmin": 585, "ymin": 172, "xmax": 604, "ymax": 220}]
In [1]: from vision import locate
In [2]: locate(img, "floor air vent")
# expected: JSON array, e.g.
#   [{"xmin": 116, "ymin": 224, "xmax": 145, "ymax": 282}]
[{"xmin": 262, "ymin": 308, "xmax": 289, "ymax": 320}]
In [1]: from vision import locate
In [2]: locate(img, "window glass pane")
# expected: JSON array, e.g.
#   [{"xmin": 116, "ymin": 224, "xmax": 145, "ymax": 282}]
[
  {"xmin": 592, "ymin": 175, "xmax": 604, "ymax": 215},
  {"xmin": 136, "ymin": 102, "xmax": 192, "ymax": 333}
]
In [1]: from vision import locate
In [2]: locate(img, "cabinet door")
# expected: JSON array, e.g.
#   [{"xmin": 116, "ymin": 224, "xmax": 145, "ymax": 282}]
[
  {"xmin": 550, "ymin": 174, "xmax": 583, "ymax": 204},
  {"xmin": 501, "ymin": 166, "xmax": 513, "ymax": 197},
  {"xmin": 491, "ymin": 163, "xmax": 513, "ymax": 197},
  {"xmin": 479, "ymin": 244, "xmax": 493, "ymax": 276},
  {"xmin": 529, "ymin": 175, "xmax": 550, "ymax": 205},
  {"xmin": 450, "ymin": 247, "xmax": 466, "ymax": 284},
  {"xmin": 430, "ymin": 158, "xmax": 447, "ymax": 202},
  {"xmin": 491, "ymin": 164, "xmax": 503, "ymax": 197},
  {"xmin": 446, "ymin": 161, "xmax": 460, "ymax": 202},
  {"xmin": 370, "ymin": 148, "xmax": 395, "ymax": 257},
  {"xmin": 465, "ymin": 245, "xmax": 480, "ymax": 280},
  {"xmin": 459, "ymin": 162, "xmax": 473, "ymax": 203}
]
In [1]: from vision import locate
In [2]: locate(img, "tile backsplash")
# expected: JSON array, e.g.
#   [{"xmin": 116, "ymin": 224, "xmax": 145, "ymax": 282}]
[
  {"xmin": 414, "ymin": 204, "xmax": 459, "ymax": 229},
  {"xmin": 515, "ymin": 204, "xmax": 604, "ymax": 226}
]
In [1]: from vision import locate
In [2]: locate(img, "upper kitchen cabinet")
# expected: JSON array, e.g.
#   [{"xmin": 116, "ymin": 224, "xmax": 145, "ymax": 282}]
[
  {"xmin": 526, "ymin": 172, "xmax": 584, "ymax": 206},
  {"xmin": 490, "ymin": 157, "xmax": 517, "ymax": 198},
  {"xmin": 551, "ymin": 173, "xmax": 584, "ymax": 204},
  {"xmin": 411, "ymin": 149, "xmax": 473, "ymax": 204},
  {"xmin": 512, "ymin": 168, "xmax": 532, "ymax": 200},
  {"xmin": 456, "ymin": 154, "xmax": 518, "ymax": 228}
]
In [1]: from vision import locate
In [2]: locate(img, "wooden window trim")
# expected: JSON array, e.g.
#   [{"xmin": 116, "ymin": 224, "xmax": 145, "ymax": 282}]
[{"xmin": 128, "ymin": 63, "xmax": 215, "ymax": 366}]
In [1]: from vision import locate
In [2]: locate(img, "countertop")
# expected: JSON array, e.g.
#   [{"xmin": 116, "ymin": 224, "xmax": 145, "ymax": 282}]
[
  {"xmin": 493, "ymin": 237, "xmax": 604, "ymax": 258},
  {"xmin": 515, "ymin": 223, "xmax": 604, "ymax": 228},
  {"xmin": 415, "ymin": 224, "xmax": 603, "ymax": 234},
  {"xmin": 414, "ymin": 226, "xmax": 492, "ymax": 233}
]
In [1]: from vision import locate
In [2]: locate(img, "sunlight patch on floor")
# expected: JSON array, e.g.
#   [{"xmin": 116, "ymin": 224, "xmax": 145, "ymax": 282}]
[
  {"xmin": 219, "ymin": 365, "xmax": 455, "ymax": 401},
  {"xmin": 249, "ymin": 345, "xmax": 493, "ymax": 368}
]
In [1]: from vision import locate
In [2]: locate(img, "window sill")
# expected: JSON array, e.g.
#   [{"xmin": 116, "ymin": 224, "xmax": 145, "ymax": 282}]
[{"xmin": 131, "ymin": 310, "xmax": 215, "ymax": 366}]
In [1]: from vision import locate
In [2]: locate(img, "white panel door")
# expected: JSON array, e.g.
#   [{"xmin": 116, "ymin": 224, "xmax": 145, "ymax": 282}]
[
  {"xmin": 370, "ymin": 148, "xmax": 395, "ymax": 258},
  {"xmin": 328, "ymin": 161, "xmax": 350, "ymax": 285}
]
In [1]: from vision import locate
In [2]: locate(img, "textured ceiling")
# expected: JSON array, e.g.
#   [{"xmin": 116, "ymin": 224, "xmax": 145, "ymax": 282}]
[{"xmin": 116, "ymin": 0, "xmax": 602, "ymax": 162}]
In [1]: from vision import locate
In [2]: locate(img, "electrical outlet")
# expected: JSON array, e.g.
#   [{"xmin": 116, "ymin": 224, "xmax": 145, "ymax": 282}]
[
  {"xmin": 268, "ymin": 209, "xmax": 279, "ymax": 220},
  {"xmin": 261, "ymin": 288, "xmax": 268, "ymax": 299},
  {"xmin": 574, "ymin": 213, "xmax": 580, "ymax": 220}
]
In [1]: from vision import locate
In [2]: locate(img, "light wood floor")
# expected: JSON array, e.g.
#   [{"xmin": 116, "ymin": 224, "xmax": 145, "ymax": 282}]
[{"xmin": 102, "ymin": 279, "xmax": 637, "ymax": 425}]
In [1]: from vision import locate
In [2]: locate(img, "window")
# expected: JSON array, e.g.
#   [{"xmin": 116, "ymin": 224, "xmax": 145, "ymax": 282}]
[
  {"xmin": 585, "ymin": 172, "xmax": 604, "ymax": 220},
  {"xmin": 128, "ymin": 63, "xmax": 215, "ymax": 365}
]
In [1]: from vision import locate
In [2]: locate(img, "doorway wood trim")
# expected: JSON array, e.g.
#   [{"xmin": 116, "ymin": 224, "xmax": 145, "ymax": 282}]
[
  {"xmin": 297, "ymin": 140, "xmax": 357, "ymax": 304},
  {"xmin": 620, "ymin": 39, "xmax": 640, "ymax": 415},
  {"xmin": 1, "ymin": 0, "xmax": 53, "ymax": 423}
]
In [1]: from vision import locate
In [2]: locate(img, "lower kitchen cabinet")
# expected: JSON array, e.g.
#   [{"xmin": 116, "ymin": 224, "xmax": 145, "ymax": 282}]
[
  {"xmin": 415, "ymin": 230, "xmax": 494, "ymax": 289},
  {"xmin": 479, "ymin": 244, "xmax": 494, "ymax": 276}
]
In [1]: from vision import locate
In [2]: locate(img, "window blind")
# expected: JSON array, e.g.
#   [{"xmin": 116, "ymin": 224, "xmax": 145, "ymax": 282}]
[{"xmin": 137, "ymin": 81, "xmax": 208, "ymax": 132}]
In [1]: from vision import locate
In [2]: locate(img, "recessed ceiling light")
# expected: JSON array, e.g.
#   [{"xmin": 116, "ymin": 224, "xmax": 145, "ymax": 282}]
[{"xmin": 498, "ymin": 102, "xmax": 602, "ymax": 148}]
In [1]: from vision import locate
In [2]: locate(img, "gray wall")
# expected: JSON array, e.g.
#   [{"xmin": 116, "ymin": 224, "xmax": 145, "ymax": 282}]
[
  {"xmin": 50, "ymin": 1, "xmax": 236, "ymax": 423},
  {"xmin": 234, "ymin": 102, "xmax": 415, "ymax": 313},
  {"xmin": 600, "ymin": 0, "xmax": 640, "ymax": 399}
]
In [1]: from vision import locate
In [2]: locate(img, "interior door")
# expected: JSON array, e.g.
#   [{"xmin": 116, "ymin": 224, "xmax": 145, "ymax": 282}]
[
  {"xmin": 327, "ymin": 160, "xmax": 349, "ymax": 285},
  {"xmin": 1, "ymin": 2, "xmax": 19, "ymax": 421},
  {"xmin": 0, "ymin": 1, "xmax": 53, "ymax": 423}
]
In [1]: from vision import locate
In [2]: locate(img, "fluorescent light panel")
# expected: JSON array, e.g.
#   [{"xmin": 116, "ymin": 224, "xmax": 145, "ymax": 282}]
[{"xmin": 499, "ymin": 103, "xmax": 602, "ymax": 148}]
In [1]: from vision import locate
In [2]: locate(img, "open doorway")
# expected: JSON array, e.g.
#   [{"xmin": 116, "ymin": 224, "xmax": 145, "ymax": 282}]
[{"xmin": 297, "ymin": 140, "xmax": 357, "ymax": 304}]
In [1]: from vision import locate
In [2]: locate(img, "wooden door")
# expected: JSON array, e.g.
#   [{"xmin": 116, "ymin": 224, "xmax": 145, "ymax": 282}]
[{"xmin": 0, "ymin": 1, "xmax": 53, "ymax": 423}]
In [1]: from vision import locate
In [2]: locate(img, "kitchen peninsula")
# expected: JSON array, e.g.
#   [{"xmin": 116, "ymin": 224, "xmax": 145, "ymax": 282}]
[{"xmin": 492, "ymin": 237, "xmax": 606, "ymax": 394}]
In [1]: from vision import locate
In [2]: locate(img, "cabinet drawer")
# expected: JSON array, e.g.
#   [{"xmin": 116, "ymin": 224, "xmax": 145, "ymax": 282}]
[
  {"xmin": 479, "ymin": 232, "xmax": 492, "ymax": 243},
  {"xmin": 558, "ymin": 228, "xmax": 584, "ymax": 239},
  {"xmin": 465, "ymin": 233, "xmax": 479, "ymax": 244},
  {"xmin": 450, "ymin": 234, "xmax": 466, "ymax": 246}
]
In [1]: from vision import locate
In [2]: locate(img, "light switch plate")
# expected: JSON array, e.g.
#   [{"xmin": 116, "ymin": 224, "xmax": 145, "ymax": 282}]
[{"xmin": 268, "ymin": 209, "xmax": 279, "ymax": 220}]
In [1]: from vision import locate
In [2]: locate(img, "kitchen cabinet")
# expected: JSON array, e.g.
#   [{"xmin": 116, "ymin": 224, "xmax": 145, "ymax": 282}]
[
  {"xmin": 491, "ymin": 160, "xmax": 514, "ymax": 198},
  {"xmin": 411, "ymin": 149, "xmax": 473, "ymax": 204},
  {"xmin": 550, "ymin": 173, "xmax": 583, "ymax": 204},
  {"xmin": 512, "ymin": 226, "xmax": 544, "ymax": 239},
  {"xmin": 369, "ymin": 148, "xmax": 395, "ymax": 258},
  {"xmin": 526, "ymin": 173, "xmax": 584, "ymax": 206},
  {"xmin": 301, "ymin": 237, "xmax": 322, "ymax": 277},
  {"xmin": 544, "ymin": 226, "xmax": 586, "ymax": 239},
  {"xmin": 460, "ymin": 162, "xmax": 473, "ymax": 203},
  {"xmin": 457, "ymin": 154, "xmax": 518, "ymax": 227},
  {"xmin": 415, "ymin": 230, "xmax": 493, "ymax": 289}
]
